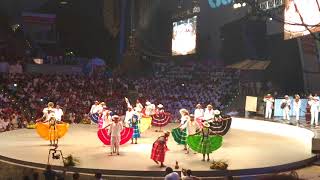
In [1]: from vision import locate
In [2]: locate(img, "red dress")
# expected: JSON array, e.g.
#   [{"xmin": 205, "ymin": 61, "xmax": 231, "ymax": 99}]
[{"xmin": 150, "ymin": 136, "xmax": 168, "ymax": 162}]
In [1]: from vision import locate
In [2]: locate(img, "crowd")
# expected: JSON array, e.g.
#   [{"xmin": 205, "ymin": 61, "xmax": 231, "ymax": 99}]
[
  {"xmin": 128, "ymin": 62, "xmax": 240, "ymax": 118},
  {"xmin": 0, "ymin": 60, "xmax": 239, "ymax": 132},
  {"xmin": 0, "ymin": 73, "xmax": 128, "ymax": 132}
]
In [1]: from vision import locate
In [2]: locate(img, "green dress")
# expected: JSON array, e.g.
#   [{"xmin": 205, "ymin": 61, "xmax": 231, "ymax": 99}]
[
  {"xmin": 172, "ymin": 128, "xmax": 187, "ymax": 145},
  {"xmin": 187, "ymin": 127, "xmax": 223, "ymax": 154}
]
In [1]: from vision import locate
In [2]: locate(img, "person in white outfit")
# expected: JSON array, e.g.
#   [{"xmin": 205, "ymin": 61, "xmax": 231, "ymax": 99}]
[
  {"xmin": 55, "ymin": 105, "xmax": 64, "ymax": 122},
  {"xmin": 293, "ymin": 94, "xmax": 301, "ymax": 122},
  {"xmin": 281, "ymin": 95, "xmax": 291, "ymax": 120},
  {"xmin": 309, "ymin": 94, "xmax": 319, "ymax": 126},
  {"xmin": 108, "ymin": 115, "xmax": 123, "ymax": 155},
  {"xmin": 180, "ymin": 114, "xmax": 200, "ymax": 154},
  {"xmin": 124, "ymin": 106, "xmax": 135, "ymax": 127},
  {"xmin": 263, "ymin": 94, "xmax": 274, "ymax": 119},
  {"xmin": 194, "ymin": 104, "xmax": 204, "ymax": 120},
  {"xmin": 203, "ymin": 104, "xmax": 214, "ymax": 121}
]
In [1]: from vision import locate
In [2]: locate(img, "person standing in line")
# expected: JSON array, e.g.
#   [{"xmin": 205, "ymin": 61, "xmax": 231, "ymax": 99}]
[
  {"xmin": 293, "ymin": 94, "xmax": 301, "ymax": 123},
  {"xmin": 263, "ymin": 94, "xmax": 274, "ymax": 119},
  {"xmin": 309, "ymin": 94, "xmax": 319, "ymax": 127},
  {"xmin": 281, "ymin": 95, "xmax": 291, "ymax": 121}
]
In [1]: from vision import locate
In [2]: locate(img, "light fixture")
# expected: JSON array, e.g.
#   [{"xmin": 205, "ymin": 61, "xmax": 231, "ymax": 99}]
[{"xmin": 242, "ymin": 2, "xmax": 246, "ymax": 7}]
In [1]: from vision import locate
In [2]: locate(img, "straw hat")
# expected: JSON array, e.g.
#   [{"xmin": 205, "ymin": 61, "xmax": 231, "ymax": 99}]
[
  {"xmin": 158, "ymin": 104, "xmax": 164, "ymax": 108},
  {"xmin": 164, "ymin": 131, "xmax": 170, "ymax": 136},
  {"xmin": 207, "ymin": 104, "xmax": 213, "ymax": 108},
  {"xmin": 112, "ymin": 115, "xmax": 120, "ymax": 120},
  {"xmin": 47, "ymin": 102, "xmax": 54, "ymax": 108},
  {"xmin": 202, "ymin": 122, "xmax": 210, "ymax": 128},
  {"xmin": 146, "ymin": 101, "xmax": 151, "ymax": 105},
  {"xmin": 179, "ymin": 108, "xmax": 189, "ymax": 115},
  {"xmin": 100, "ymin": 102, "xmax": 106, "ymax": 106},
  {"xmin": 214, "ymin": 110, "xmax": 221, "ymax": 115},
  {"xmin": 196, "ymin": 104, "xmax": 202, "ymax": 108}
]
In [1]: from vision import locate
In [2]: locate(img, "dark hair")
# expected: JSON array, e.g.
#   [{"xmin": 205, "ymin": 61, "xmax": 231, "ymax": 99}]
[
  {"xmin": 72, "ymin": 172, "xmax": 80, "ymax": 180},
  {"xmin": 23, "ymin": 176, "xmax": 30, "ymax": 180},
  {"xmin": 32, "ymin": 172, "xmax": 39, "ymax": 180},
  {"xmin": 165, "ymin": 167, "xmax": 173, "ymax": 174},
  {"xmin": 186, "ymin": 169, "xmax": 192, "ymax": 176},
  {"xmin": 95, "ymin": 173, "xmax": 102, "ymax": 178}
]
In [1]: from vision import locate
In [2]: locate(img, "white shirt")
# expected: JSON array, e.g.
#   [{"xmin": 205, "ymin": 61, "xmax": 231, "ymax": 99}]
[
  {"xmin": 281, "ymin": 99, "xmax": 291, "ymax": 110},
  {"xmin": 90, "ymin": 104, "xmax": 101, "ymax": 114},
  {"xmin": 55, "ymin": 108, "xmax": 64, "ymax": 121},
  {"xmin": 180, "ymin": 115, "xmax": 189, "ymax": 125},
  {"xmin": 164, "ymin": 172, "xmax": 180, "ymax": 180},
  {"xmin": 309, "ymin": 99, "xmax": 319, "ymax": 110},
  {"xmin": 135, "ymin": 103, "xmax": 143, "ymax": 112},
  {"xmin": 109, "ymin": 122, "xmax": 123, "ymax": 137},
  {"xmin": 293, "ymin": 99, "xmax": 301, "ymax": 110},
  {"xmin": 181, "ymin": 120, "xmax": 200, "ymax": 135},
  {"xmin": 204, "ymin": 108, "xmax": 214, "ymax": 120},
  {"xmin": 263, "ymin": 97, "xmax": 274, "ymax": 109},
  {"xmin": 125, "ymin": 110, "xmax": 135, "ymax": 125},
  {"xmin": 194, "ymin": 108, "xmax": 204, "ymax": 119},
  {"xmin": 43, "ymin": 107, "xmax": 56, "ymax": 121}
]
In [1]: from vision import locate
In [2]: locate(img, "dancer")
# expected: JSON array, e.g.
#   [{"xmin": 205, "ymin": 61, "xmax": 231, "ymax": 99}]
[
  {"xmin": 151, "ymin": 131, "xmax": 170, "ymax": 167},
  {"xmin": 180, "ymin": 114, "xmax": 200, "ymax": 154},
  {"xmin": 36, "ymin": 102, "xmax": 68, "ymax": 146},
  {"xmin": 108, "ymin": 115, "xmax": 123, "ymax": 155},
  {"xmin": 97, "ymin": 102, "xmax": 107, "ymax": 129},
  {"xmin": 124, "ymin": 105, "xmax": 135, "ymax": 127},
  {"xmin": 129, "ymin": 114, "xmax": 140, "ymax": 144},
  {"xmin": 309, "ymin": 94, "xmax": 319, "ymax": 127},
  {"xmin": 194, "ymin": 104, "xmax": 204, "ymax": 120},
  {"xmin": 263, "ymin": 94, "xmax": 274, "ymax": 119},
  {"xmin": 187, "ymin": 122, "xmax": 223, "ymax": 162},
  {"xmin": 135, "ymin": 99, "xmax": 144, "ymax": 114},
  {"xmin": 152, "ymin": 104, "xmax": 171, "ymax": 132},
  {"xmin": 54, "ymin": 105, "xmax": 64, "ymax": 122},
  {"xmin": 172, "ymin": 109, "xmax": 189, "ymax": 150},
  {"xmin": 89, "ymin": 101, "xmax": 100, "ymax": 124},
  {"xmin": 203, "ymin": 104, "xmax": 214, "ymax": 121},
  {"xmin": 293, "ymin": 94, "xmax": 301, "ymax": 123},
  {"xmin": 281, "ymin": 95, "xmax": 291, "ymax": 121}
]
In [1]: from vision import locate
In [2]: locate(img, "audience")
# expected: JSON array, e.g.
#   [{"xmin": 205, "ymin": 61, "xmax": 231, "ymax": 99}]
[
  {"xmin": 43, "ymin": 165, "xmax": 57, "ymax": 180},
  {"xmin": 164, "ymin": 167, "xmax": 180, "ymax": 180}
]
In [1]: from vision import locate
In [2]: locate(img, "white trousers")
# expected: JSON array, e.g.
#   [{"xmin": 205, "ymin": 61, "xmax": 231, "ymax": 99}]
[
  {"xmin": 265, "ymin": 107, "xmax": 272, "ymax": 119},
  {"xmin": 311, "ymin": 109, "xmax": 319, "ymax": 125},
  {"xmin": 293, "ymin": 108, "xmax": 300, "ymax": 121},
  {"xmin": 283, "ymin": 108, "xmax": 290, "ymax": 120}
]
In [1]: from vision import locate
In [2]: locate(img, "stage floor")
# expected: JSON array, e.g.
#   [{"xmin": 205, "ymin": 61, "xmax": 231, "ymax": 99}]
[{"xmin": 0, "ymin": 118, "xmax": 316, "ymax": 177}]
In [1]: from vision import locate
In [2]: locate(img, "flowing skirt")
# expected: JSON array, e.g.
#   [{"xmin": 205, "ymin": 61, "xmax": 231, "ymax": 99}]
[
  {"xmin": 150, "ymin": 141, "xmax": 168, "ymax": 162},
  {"xmin": 151, "ymin": 112, "xmax": 171, "ymax": 127},
  {"xmin": 90, "ymin": 113, "xmax": 99, "ymax": 124},
  {"xmin": 132, "ymin": 124, "xmax": 140, "ymax": 138},
  {"xmin": 35, "ymin": 122, "xmax": 69, "ymax": 141},
  {"xmin": 139, "ymin": 117, "xmax": 152, "ymax": 133},
  {"xmin": 171, "ymin": 128, "xmax": 187, "ymax": 145},
  {"xmin": 97, "ymin": 127, "xmax": 133, "ymax": 145},
  {"xmin": 187, "ymin": 135, "xmax": 222, "ymax": 154}
]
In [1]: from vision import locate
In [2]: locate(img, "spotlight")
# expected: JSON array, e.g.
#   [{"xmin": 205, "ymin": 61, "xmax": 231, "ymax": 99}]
[
  {"xmin": 269, "ymin": 17, "xmax": 273, "ymax": 21},
  {"xmin": 13, "ymin": 83, "xmax": 17, "ymax": 87},
  {"xmin": 242, "ymin": 2, "xmax": 246, "ymax": 7}
]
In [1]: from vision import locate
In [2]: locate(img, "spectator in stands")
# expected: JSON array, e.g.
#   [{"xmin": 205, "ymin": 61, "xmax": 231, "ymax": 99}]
[
  {"xmin": 32, "ymin": 172, "xmax": 39, "ymax": 180},
  {"xmin": 72, "ymin": 172, "xmax": 80, "ymax": 180},
  {"xmin": 43, "ymin": 165, "xmax": 57, "ymax": 180},
  {"xmin": 181, "ymin": 169, "xmax": 199, "ymax": 180},
  {"xmin": 164, "ymin": 167, "xmax": 179, "ymax": 180},
  {"xmin": 94, "ymin": 172, "xmax": 105, "ymax": 180}
]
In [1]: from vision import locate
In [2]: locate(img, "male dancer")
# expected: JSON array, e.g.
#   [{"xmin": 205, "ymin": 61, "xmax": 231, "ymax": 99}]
[
  {"xmin": 263, "ymin": 94, "xmax": 274, "ymax": 119},
  {"xmin": 108, "ymin": 115, "xmax": 123, "ymax": 155}
]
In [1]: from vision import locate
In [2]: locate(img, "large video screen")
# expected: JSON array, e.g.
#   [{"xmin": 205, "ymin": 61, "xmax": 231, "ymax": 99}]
[
  {"xmin": 172, "ymin": 16, "xmax": 197, "ymax": 56},
  {"xmin": 284, "ymin": 0, "xmax": 320, "ymax": 40}
]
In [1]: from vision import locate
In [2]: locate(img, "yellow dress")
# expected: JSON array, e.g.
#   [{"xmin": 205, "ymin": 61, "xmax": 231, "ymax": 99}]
[
  {"xmin": 35, "ymin": 122, "xmax": 69, "ymax": 140},
  {"xmin": 139, "ymin": 117, "xmax": 152, "ymax": 133}
]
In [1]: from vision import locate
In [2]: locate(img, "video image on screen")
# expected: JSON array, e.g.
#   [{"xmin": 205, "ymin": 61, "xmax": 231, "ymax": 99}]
[
  {"xmin": 172, "ymin": 16, "xmax": 197, "ymax": 56},
  {"xmin": 284, "ymin": 0, "xmax": 320, "ymax": 40}
]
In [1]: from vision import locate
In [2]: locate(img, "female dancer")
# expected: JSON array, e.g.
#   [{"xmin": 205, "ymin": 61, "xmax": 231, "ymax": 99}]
[
  {"xmin": 172, "ymin": 109, "xmax": 189, "ymax": 150},
  {"xmin": 151, "ymin": 131, "xmax": 170, "ymax": 167},
  {"xmin": 129, "ymin": 114, "xmax": 140, "ymax": 144},
  {"xmin": 180, "ymin": 114, "xmax": 200, "ymax": 154},
  {"xmin": 187, "ymin": 122, "xmax": 223, "ymax": 161}
]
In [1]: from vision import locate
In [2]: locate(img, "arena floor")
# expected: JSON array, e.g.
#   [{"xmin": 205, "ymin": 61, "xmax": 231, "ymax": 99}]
[{"xmin": 0, "ymin": 118, "xmax": 316, "ymax": 177}]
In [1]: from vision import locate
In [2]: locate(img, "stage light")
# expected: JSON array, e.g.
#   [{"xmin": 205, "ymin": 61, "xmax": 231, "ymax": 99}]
[
  {"xmin": 60, "ymin": 1, "xmax": 68, "ymax": 5},
  {"xmin": 40, "ymin": 98, "xmax": 43, "ymax": 102},
  {"xmin": 13, "ymin": 84, "xmax": 17, "ymax": 87},
  {"xmin": 269, "ymin": 17, "xmax": 273, "ymax": 21},
  {"xmin": 242, "ymin": 2, "xmax": 246, "ymax": 7},
  {"xmin": 233, "ymin": 3, "xmax": 238, "ymax": 9}
]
